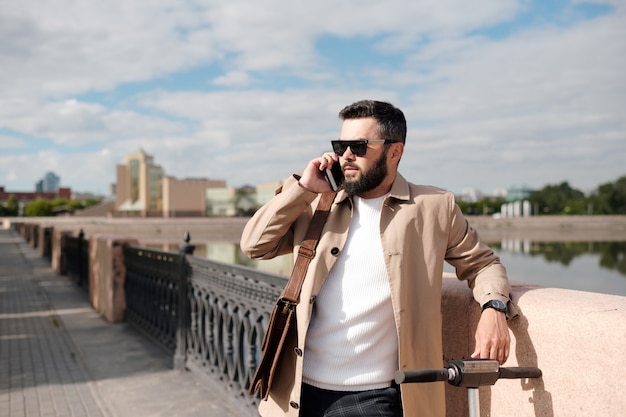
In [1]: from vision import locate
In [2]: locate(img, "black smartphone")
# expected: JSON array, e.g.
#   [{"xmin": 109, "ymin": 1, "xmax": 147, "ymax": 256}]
[{"xmin": 324, "ymin": 161, "xmax": 344, "ymax": 191}]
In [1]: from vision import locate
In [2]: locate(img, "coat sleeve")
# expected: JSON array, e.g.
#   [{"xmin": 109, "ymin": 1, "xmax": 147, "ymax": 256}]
[
  {"xmin": 444, "ymin": 196, "xmax": 518, "ymax": 319},
  {"xmin": 240, "ymin": 175, "xmax": 318, "ymax": 260}
]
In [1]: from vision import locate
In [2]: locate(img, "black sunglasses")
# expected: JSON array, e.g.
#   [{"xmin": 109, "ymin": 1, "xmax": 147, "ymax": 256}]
[{"xmin": 331, "ymin": 139, "xmax": 401, "ymax": 157}]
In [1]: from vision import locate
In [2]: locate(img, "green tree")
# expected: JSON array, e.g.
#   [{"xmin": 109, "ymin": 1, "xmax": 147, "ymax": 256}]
[
  {"xmin": 0, "ymin": 194, "xmax": 19, "ymax": 216},
  {"xmin": 21, "ymin": 196, "xmax": 103, "ymax": 217},
  {"xmin": 457, "ymin": 196, "xmax": 507, "ymax": 216},
  {"xmin": 590, "ymin": 175, "xmax": 626, "ymax": 214},
  {"xmin": 598, "ymin": 242, "xmax": 626, "ymax": 275},
  {"xmin": 528, "ymin": 181, "xmax": 585, "ymax": 215},
  {"xmin": 459, "ymin": 175, "xmax": 626, "ymax": 216},
  {"xmin": 24, "ymin": 199, "xmax": 54, "ymax": 216},
  {"xmin": 6, "ymin": 194, "xmax": 18, "ymax": 215},
  {"xmin": 83, "ymin": 197, "xmax": 102, "ymax": 208}
]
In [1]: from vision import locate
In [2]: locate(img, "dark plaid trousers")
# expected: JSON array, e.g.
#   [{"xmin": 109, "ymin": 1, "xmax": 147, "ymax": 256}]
[{"xmin": 299, "ymin": 383, "xmax": 403, "ymax": 417}]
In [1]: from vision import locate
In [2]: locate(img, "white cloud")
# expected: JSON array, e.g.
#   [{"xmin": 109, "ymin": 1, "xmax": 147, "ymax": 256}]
[
  {"xmin": 0, "ymin": 1, "xmax": 219, "ymax": 98},
  {"xmin": 212, "ymin": 71, "xmax": 254, "ymax": 87},
  {"xmin": 394, "ymin": 8, "xmax": 626, "ymax": 191},
  {"xmin": 0, "ymin": 0, "xmax": 624, "ymax": 194},
  {"xmin": 0, "ymin": 99, "xmax": 189, "ymax": 146},
  {"xmin": 0, "ymin": 0, "xmax": 523, "ymax": 99}
]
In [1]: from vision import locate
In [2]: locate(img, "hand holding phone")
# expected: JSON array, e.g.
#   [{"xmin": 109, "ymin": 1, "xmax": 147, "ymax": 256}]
[{"xmin": 324, "ymin": 161, "xmax": 344, "ymax": 191}]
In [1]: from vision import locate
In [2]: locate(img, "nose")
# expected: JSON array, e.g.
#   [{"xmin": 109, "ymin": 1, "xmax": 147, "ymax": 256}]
[{"xmin": 342, "ymin": 146, "xmax": 356, "ymax": 160}]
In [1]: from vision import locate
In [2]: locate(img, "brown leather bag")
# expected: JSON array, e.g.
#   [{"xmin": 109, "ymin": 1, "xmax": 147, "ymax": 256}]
[{"xmin": 248, "ymin": 192, "xmax": 336, "ymax": 400}]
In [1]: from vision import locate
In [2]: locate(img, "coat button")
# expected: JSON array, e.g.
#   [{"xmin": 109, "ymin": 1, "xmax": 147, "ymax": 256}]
[
  {"xmin": 309, "ymin": 295, "xmax": 317, "ymax": 304},
  {"xmin": 331, "ymin": 247, "xmax": 340, "ymax": 256},
  {"xmin": 294, "ymin": 347, "xmax": 303, "ymax": 356},
  {"xmin": 290, "ymin": 401, "xmax": 299, "ymax": 409}
]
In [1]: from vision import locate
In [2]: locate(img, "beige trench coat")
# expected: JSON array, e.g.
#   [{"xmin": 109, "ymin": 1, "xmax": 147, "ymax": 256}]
[{"xmin": 240, "ymin": 174, "xmax": 514, "ymax": 417}]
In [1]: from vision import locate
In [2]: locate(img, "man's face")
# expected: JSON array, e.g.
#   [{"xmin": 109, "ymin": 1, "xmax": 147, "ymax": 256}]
[{"xmin": 338, "ymin": 117, "xmax": 393, "ymax": 198}]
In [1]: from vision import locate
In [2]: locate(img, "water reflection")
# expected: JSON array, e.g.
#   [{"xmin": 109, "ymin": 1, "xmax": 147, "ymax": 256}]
[
  {"xmin": 142, "ymin": 241, "xmax": 293, "ymax": 276},
  {"xmin": 491, "ymin": 241, "xmax": 626, "ymax": 276},
  {"xmin": 201, "ymin": 242, "xmax": 294, "ymax": 275},
  {"xmin": 142, "ymin": 240, "xmax": 626, "ymax": 296}
]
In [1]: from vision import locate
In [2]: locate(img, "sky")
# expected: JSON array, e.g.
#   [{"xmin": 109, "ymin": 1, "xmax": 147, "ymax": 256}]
[{"xmin": 1, "ymin": 0, "xmax": 625, "ymax": 197}]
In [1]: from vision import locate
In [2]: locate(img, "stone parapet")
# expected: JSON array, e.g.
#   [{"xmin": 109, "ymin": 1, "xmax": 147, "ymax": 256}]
[
  {"xmin": 1, "ymin": 216, "xmax": 249, "ymax": 243},
  {"xmin": 89, "ymin": 235, "xmax": 138, "ymax": 323},
  {"xmin": 51, "ymin": 229, "xmax": 73, "ymax": 274},
  {"xmin": 441, "ymin": 274, "xmax": 626, "ymax": 416}
]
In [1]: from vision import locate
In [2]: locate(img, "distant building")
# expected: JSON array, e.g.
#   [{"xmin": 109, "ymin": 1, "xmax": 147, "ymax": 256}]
[
  {"xmin": 205, "ymin": 186, "xmax": 257, "ymax": 217},
  {"xmin": 236, "ymin": 185, "xmax": 257, "ymax": 216},
  {"xmin": 0, "ymin": 186, "xmax": 71, "ymax": 203},
  {"xmin": 492, "ymin": 188, "xmax": 508, "ymax": 198},
  {"xmin": 114, "ymin": 148, "xmax": 226, "ymax": 217},
  {"xmin": 163, "ymin": 177, "xmax": 226, "ymax": 217},
  {"xmin": 459, "ymin": 187, "xmax": 484, "ymax": 203},
  {"xmin": 72, "ymin": 191, "xmax": 105, "ymax": 201},
  {"xmin": 255, "ymin": 180, "xmax": 283, "ymax": 206},
  {"xmin": 35, "ymin": 171, "xmax": 61, "ymax": 192},
  {"xmin": 206, "ymin": 188, "xmax": 238, "ymax": 217},
  {"xmin": 506, "ymin": 186, "xmax": 534, "ymax": 202},
  {"xmin": 115, "ymin": 148, "xmax": 165, "ymax": 216}
]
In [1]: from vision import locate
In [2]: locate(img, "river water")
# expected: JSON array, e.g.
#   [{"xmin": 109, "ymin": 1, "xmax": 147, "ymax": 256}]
[
  {"xmin": 460, "ymin": 240, "xmax": 626, "ymax": 296},
  {"xmin": 149, "ymin": 239, "xmax": 626, "ymax": 297}
]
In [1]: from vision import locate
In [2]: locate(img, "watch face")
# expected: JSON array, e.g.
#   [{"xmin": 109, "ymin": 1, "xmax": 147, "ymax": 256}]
[{"xmin": 485, "ymin": 299, "xmax": 507, "ymax": 311}]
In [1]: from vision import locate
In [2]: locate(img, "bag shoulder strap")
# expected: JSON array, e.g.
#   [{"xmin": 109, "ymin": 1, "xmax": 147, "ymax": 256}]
[{"xmin": 281, "ymin": 191, "xmax": 336, "ymax": 304}]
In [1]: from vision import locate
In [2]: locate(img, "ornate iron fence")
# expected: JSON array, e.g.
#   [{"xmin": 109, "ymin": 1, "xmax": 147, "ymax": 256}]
[
  {"xmin": 121, "ymin": 243, "xmax": 286, "ymax": 412},
  {"xmin": 123, "ymin": 246, "xmax": 185, "ymax": 353},
  {"xmin": 185, "ymin": 256, "xmax": 285, "ymax": 408}
]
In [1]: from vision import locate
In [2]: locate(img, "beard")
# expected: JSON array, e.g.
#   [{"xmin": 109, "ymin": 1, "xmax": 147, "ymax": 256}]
[{"xmin": 343, "ymin": 147, "xmax": 388, "ymax": 196}]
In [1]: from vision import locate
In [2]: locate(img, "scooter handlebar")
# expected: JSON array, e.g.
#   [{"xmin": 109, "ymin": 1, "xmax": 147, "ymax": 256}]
[
  {"xmin": 394, "ymin": 369, "xmax": 449, "ymax": 384},
  {"xmin": 499, "ymin": 366, "xmax": 542, "ymax": 380},
  {"xmin": 396, "ymin": 360, "xmax": 542, "ymax": 387}
]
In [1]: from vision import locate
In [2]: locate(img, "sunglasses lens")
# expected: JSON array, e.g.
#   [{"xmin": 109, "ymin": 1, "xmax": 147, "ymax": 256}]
[
  {"xmin": 332, "ymin": 141, "xmax": 367, "ymax": 156},
  {"xmin": 351, "ymin": 142, "xmax": 367, "ymax": 156},
  {"xmin": 332, "ymin": 141, "xmax": 347, "ymax": 155}
]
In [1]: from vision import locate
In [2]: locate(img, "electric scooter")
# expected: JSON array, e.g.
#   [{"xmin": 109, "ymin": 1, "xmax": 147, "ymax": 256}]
[{"xmin": 395, "ymin": 359, "xmax": 542, "ymax": 417}]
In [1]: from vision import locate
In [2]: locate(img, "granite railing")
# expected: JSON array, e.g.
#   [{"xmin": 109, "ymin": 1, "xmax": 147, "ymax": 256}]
[{"xmin": 6, "ymin": 219, "xmax": 626, "ymax": 417}]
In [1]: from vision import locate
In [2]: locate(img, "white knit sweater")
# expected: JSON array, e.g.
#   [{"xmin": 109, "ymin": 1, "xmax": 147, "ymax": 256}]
[{"xmin": 302, "ymin": 194, "xmax": 398, "ymax": 391}]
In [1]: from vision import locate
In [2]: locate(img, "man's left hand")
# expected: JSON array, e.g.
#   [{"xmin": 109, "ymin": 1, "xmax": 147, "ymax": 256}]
[{"xmin": 471, "ymin": 308, "xmax": 510, "ymax": 365}]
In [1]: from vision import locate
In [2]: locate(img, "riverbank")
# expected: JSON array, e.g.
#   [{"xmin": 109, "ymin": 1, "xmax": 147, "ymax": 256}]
[
  {"xmin": 4, "ymin": 215, "xmax": 626, "ymax": 243},
  {"xmin": 468, "ymin": 215, "xmax": 626, "ymax": 242}
]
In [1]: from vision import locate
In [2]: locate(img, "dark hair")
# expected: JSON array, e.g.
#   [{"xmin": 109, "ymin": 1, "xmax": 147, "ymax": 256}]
[{"xmin": 338, "ymin": 100, "xmax": 407, "ymax": 144}]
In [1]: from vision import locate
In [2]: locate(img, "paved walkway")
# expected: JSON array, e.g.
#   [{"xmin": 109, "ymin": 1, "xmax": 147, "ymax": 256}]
[{"xmin": 0, "ymin": 227, "xmax": 247, "ymax": 417}]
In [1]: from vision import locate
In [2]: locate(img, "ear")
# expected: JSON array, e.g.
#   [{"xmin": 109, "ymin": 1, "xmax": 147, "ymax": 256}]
[{"xmin": 390, "ymin": 142, "xmax": 404, "ymax": 163}]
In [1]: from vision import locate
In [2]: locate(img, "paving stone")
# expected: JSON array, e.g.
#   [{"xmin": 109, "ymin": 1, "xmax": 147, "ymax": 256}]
[{"xmin": 0, "ymin": 227, "xmax": 248, "ymax": 417}]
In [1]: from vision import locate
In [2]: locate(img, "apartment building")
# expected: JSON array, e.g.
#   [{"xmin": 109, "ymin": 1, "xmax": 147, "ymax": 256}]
[
  {"xmin": 163, "ymin": 176, "xmax": 226, "ymax": 217},
  {"xmin": 115, "ymin": 148, "xmax": 165, "ymax": 216},
  {"xmin": 115, "ymin": 148, "xmax": 226, "ymax": 217}
]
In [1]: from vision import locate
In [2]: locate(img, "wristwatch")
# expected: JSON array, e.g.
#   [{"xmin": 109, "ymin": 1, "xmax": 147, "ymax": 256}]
[{"xmin": 481, "ymin": 299, "xmax": 507, "ymax": 313}]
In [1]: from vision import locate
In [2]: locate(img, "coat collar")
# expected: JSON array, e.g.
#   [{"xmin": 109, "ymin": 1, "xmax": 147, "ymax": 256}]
[{"xmin": 335, "ymin": 172, "xmax": 411, "ymax": 204}]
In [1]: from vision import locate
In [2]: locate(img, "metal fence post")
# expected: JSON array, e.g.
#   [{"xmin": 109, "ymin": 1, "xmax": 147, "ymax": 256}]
[
  {"xmin": 77, "ymin": 229, "xmax": 86, "ymax": 287},
  {"xmin": 174, "ymin": 232, "xmax": 195, "ymax": 370}
]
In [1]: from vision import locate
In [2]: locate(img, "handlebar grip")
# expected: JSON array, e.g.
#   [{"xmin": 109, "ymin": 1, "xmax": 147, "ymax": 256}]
[
  {"xmin": 394, "ymin": 369, "xmax": 449, "ymax": 384},
  {"xmin": 499, "ymin": 367, "xmax": 542, "ymax": 380}
]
